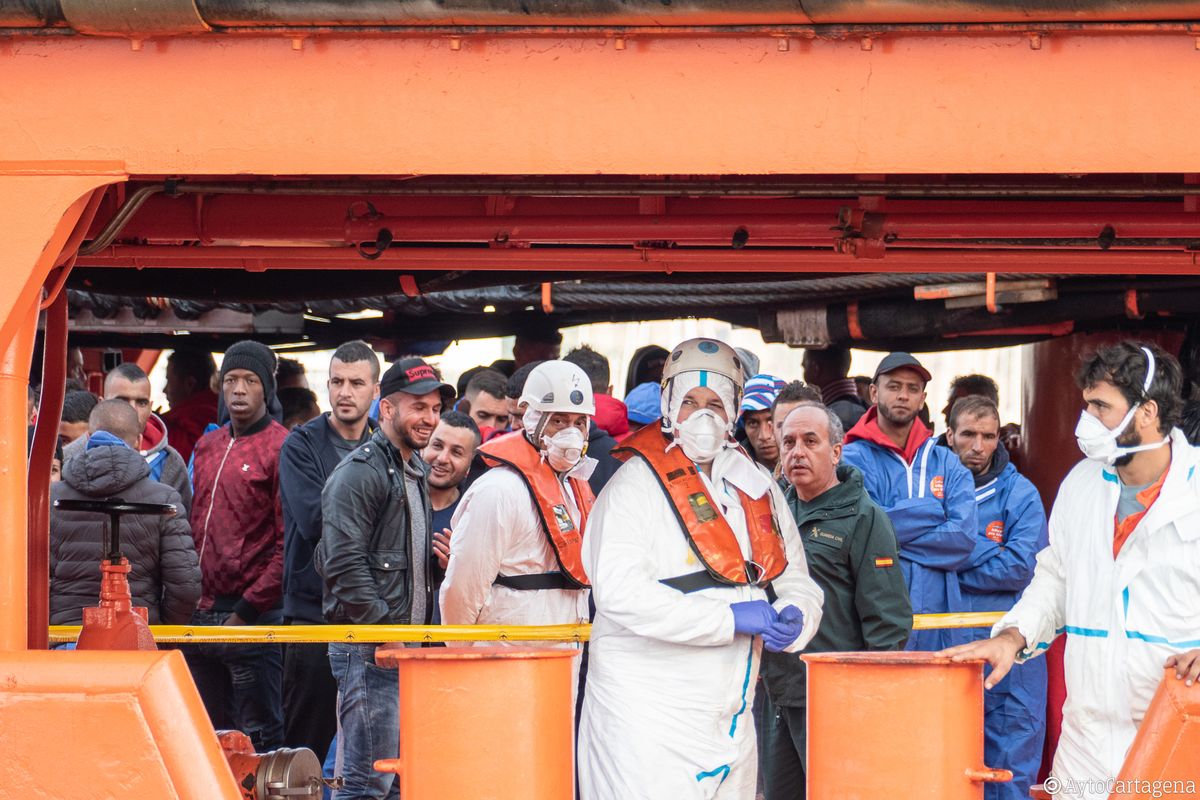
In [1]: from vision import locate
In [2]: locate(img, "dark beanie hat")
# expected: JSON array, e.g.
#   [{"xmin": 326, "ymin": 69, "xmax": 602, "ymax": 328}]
[{"xmin": 221, "ymin": 340, "xmax": 277, "ymax": 401}]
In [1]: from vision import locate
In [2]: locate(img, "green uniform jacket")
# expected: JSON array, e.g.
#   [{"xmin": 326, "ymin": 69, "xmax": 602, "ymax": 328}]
[{"xmin": 762, "ymin": 464, "xmax": 913, "ymax": 708}]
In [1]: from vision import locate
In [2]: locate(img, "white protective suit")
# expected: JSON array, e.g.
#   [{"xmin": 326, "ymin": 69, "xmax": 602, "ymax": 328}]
[
  {"xmin": 578, "ymin": 448, "xmax": 824, "ymax": 800},
  {"xmin": 439, "ymin": 461, "xmax": 591, "ymax": 642},
  {"xmin": 996, "ymin": 428, "xmax": 1200, "ymax": 799}
]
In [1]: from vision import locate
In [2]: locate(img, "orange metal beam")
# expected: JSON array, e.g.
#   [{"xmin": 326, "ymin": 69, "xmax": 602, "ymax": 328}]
[
  {"xmin": 78, "ymin": 244, "xmax": 1200, "ymax": 274},
  {"xmin": 3, "ymin": 33, "xmax": 1200, "ymax": 175}
]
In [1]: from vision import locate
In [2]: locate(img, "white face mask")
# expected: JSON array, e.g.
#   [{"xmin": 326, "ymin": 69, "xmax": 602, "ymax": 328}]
[
  {"xmin": 674, "ymin": 409, "xmax": 729, "ymax": 464},
  {"xmin": 542, "ymin": 426, "xmax": 586, "ymax": 472},
  {"xmin": 1074, "ymin": 346, "xmax": 1168, "ymax": 466}
]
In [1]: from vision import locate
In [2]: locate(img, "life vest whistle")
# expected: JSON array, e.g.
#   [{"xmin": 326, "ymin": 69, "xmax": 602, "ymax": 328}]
[
  {"xmin": 613, "ymin": 425, "xmax": 786, "ymax": 587},
  {"xmin": 478, "ymin": 431, "xmax": 593, "ymax": 588}
]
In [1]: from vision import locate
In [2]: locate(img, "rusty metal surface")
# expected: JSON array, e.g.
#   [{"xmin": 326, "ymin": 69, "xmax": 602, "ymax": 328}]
[
  {"xmin": 58, "ymin": 0, "xmax": 208, "ymax": 34},
  {"xmin": 5, "ymin": 0, "xmax": 1200, "ymax": 31}
]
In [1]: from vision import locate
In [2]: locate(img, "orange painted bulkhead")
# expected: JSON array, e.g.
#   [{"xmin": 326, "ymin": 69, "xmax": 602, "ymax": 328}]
[{"xmin": 3, "ymin": 8, "xmax": 1200, "ymax": 796}]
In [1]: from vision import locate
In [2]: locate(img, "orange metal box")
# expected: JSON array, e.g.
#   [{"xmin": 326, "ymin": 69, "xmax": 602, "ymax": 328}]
[
  {"xmin": 375, "ymin": 645, "xmax": 578, "ymax": 800},
  {"xmin": 803, "ymin": 651, "xmax": 1010, "ymax": 800}
]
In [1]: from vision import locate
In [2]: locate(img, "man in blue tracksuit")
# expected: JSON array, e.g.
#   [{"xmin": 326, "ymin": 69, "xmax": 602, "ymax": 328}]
[
  {"xmin": 944, "ymin": 394, "xmax": 1048, "ymax": 800},
  {"xmin": 841, "ymin": 352, "xmax": 977, "ymax": 651}
]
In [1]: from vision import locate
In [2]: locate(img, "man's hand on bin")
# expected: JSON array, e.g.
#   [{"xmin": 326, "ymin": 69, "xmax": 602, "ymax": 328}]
[
  {"xmin": 938, "ymin": 627, "xmax": 1026, "ymax": 689},
  {"xmin": 1165, "ymin": 649, "xmax": 1200, "ymax": 686}
]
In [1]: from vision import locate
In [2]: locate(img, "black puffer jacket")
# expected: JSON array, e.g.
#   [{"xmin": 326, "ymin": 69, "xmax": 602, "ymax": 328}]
[{"xmin": 50, "ymin": 442, "xmax": 201, "ymax": 624}]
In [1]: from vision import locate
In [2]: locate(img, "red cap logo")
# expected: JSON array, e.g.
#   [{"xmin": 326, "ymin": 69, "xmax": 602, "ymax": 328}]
[
  {"xmin": 930, "ymin": 475, "xmax": 945, "ymax": 499},
  {"xmin": 405, "ymin": 365, "xmax": 436, "ymax": 383},
  {"xmin": 985, "ymin": 520, "xmax": 1005, "ymax": 543}
]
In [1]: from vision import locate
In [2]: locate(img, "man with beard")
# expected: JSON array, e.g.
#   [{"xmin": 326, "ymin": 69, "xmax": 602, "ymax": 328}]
[
  {"xmin": 279, "ymin": 341, "xmax": 380, "ymax": 759},
  {"xmin": 422, "ymin": 411, "xmax": 480, "ymax": 607},
  {"xmin": 943, "ymin": 395, "xmax": 1047, "ymax": 800},
  {"xmin": 841, "ymin": 352, "xmax": 976, "ymax": 651},
  {"xmin": 944, "ymin": 342, "xmax": 1200, "ymax": 800},
  {"xmin": 317, "ymin": 357, "xmax": 454, "ymax": 800}
]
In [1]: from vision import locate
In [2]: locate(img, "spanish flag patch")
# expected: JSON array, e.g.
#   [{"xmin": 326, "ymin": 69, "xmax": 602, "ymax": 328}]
[{"xmin": 874, "ymin": 557, "xmax": 894, "ymax": 568}]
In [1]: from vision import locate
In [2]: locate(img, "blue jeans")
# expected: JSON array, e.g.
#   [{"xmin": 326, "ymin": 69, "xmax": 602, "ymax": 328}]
[
  {"xmin": 184, "ymin": 608, "xmax": 285, "ymax": 751},
  {"xmin": 328, "ymin": 643, "xmax": 399, "ymax": 800}
]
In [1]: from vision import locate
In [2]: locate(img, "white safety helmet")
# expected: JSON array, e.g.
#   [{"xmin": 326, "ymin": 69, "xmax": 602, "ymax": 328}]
[
  {"xmin": 519, "ymin": 360, "xmax": 596, "ymax": 441},
  {"xmin": 660, "ymin": 338, "xmax": 745, "ymax": 431}
]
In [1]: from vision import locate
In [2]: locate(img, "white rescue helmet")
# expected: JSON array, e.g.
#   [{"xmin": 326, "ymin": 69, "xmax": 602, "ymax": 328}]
[
  {"xmin": 519, "ymin": 360, "xmax": 595, "ymax": 439},
  {"xmin": 659, "ymin": 338, "xmax": 745, "ymax": 427}
]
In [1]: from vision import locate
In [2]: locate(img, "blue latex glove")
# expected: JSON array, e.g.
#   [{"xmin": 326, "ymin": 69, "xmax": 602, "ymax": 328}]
[
  {"xmin": 730, "ymin": 600, "xmax": 778, "ymax": 637},
  {"xmin": 761, "ymin": 605, "xmax": 805, "ymax": 653}
]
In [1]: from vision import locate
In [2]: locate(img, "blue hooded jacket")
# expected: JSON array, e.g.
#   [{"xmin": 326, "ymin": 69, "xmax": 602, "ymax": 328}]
[
  {"xmin": 948, "ymin": 440, "xmax": 1049, "ymax": 800},
  {"xmin": 842, "ymin": 407, "xmax": 977, "ymax": 651}
]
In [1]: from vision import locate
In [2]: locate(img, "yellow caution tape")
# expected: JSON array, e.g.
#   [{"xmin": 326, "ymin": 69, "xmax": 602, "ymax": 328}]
[
  {"xmin": 48, "ymin": 612, "xmax": 1003, "ymax": 645},
  {"xmin": 47, "ymin": 623, "xmax": 590, "ymax": 645}
]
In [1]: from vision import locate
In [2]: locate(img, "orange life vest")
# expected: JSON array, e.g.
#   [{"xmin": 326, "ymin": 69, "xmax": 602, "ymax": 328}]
[
  {"xmin": 478, "ymin": 431, "xmax": 593, "ymax": 589},
  {"xmin": 613, "ymin": 425, "xmax": 787, "ymax": 587}
]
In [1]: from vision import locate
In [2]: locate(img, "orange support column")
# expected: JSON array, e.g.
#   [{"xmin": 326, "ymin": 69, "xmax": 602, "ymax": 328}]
[{"xmin": 0, "ymin": 167, "xmax": 124, "ymax": 651}]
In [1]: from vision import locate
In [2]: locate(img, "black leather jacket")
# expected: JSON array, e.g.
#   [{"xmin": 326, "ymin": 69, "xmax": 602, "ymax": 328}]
[{"xmin": 316, "ymin": 429, "xmax": 432, "ymax": 625}]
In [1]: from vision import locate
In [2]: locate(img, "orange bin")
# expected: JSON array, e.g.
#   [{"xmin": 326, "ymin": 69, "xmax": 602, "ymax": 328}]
[
  {"xmin": 802, "ymin": 652, "xmax": 1011, "ymax": 800},
  {"xmin": 374, "ymin": 645, "xmax": 578, "ymax": 800}
]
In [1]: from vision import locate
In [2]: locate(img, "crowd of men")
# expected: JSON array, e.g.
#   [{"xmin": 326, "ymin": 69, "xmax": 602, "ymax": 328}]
[{"xmin": 34, "ymin": 332, "xmax": 1200, "ymax": 800}]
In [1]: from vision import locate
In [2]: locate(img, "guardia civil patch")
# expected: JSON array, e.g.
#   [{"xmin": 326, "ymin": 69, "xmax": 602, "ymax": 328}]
[
  {"xmin": 688, "ymin": 492, "xmax": 718, "ymax": 523},
  {"xmin": 552, "ymin": 504, "xmax": 576, "ymax": 533}
]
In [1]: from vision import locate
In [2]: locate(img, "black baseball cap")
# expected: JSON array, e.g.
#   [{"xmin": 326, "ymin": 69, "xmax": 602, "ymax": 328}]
[
  {"xmin": 380, "ymin": 357, "xmax": 456, "ymax": 402},
  {"xmin": 873, "ymin": 352, "xmax": 932, "ymax": 384}
]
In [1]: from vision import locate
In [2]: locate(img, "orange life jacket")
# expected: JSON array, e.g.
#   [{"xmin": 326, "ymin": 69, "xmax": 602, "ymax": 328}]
[
  {"xmin": 613, "ymin": 425, "xmax": 786, "ymax": 587},
  {"xmin": 478, "ymin": 431, "xmax": 593, "ymax": 588}
]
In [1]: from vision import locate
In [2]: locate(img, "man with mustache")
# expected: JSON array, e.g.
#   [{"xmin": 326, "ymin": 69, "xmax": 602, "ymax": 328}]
[
  {"xmin": 841, "ymin": 352, "xmax": 977, "ymax": 651},
  {"xmin": 760, "ymin": 401, "xmax": 910, "ymax": 799},
  {"xmin": 318, "ymin": 357, "xmax": 454, "ymax": 800},
  {"xmin": 943, "ymin": 394, "xmax": 1047, "ymax": 800},
  {"xmin": 279, "ymin": 341, "xmax": 380, "ymax": 760},
  {"xmin": 422, "ymin": 411, "xmax": 481, "ymax": 609}
]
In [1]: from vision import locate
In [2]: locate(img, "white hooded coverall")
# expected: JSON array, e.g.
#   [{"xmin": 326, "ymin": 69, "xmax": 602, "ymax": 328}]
[
  {"xmin": 996, "ymin": 428, "xmax": 1200, "ymax": 799},
  {"xmin": 578, "ymin": 448, "xmax": 824, "ymax": 800},
  {"xmin": 439, "ymin": 462, "xmax": 591, "ymax": 643}
]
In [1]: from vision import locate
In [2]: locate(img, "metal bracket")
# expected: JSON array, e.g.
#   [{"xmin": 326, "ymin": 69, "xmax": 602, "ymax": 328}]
[{"xmin": 833, "ymin": 207, "xmax": 887, "ymax": 259}]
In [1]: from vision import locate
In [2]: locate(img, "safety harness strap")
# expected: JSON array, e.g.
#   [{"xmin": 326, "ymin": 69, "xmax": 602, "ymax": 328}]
[
  {"xmin": 660, "ymin": 570, "xmax": 777, "ymax": 602},
  {"xmin": 493, "ymin": 572, "xmax": 575, "ymax": 591},
  {"xmin": 659, "ymin": 570, "xmax": 724, "ymax": 593}
]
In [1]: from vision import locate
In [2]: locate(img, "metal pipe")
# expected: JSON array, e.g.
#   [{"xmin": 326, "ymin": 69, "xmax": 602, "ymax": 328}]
[
  {"xmin": 9, "ymin": 1, "xmax": 1200, "ymax": 31},
  {"xmin": 78, "ymin": 185, "xmax": 162, "ymax": 256},
  {"xmin": 27, "ymin": 290, "xmax": 67, "ymax": 650}
]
